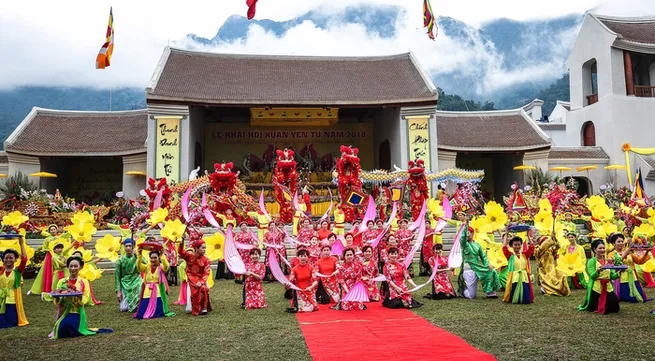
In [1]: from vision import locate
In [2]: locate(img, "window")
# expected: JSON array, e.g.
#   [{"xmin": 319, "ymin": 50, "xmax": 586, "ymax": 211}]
[
  {"xmin": 582, "ymin": 121, "xmax": 596, "ymax": 146},
  {"xmin": 582, "ymin": 58, "xmax": 598, "ymax": 105}
]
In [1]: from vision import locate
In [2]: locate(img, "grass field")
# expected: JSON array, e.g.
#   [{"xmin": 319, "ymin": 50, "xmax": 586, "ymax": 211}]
[{"xmin": 3, "ymin": 270, "xmax": 655, "ymax": 361}]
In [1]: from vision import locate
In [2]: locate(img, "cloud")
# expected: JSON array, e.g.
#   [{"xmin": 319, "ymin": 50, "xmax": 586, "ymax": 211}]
[{"xmin": 0, "ymin": 0, "xmax": 650, "ymax": 97}]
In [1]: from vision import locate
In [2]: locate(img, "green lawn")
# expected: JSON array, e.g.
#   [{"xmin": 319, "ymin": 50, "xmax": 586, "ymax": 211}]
[{"xmin": 3, "ymin": 271, "xmax": 655, "ymax": 361}]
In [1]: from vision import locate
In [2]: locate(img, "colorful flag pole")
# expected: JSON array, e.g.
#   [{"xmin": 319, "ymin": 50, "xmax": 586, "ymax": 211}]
[
  {"xmin": 96, "ymin": 7, "xmax": 114, "ymax": 69},
  {"xmin": 631, "ymin": 168, "xmax": 651, "ymax": 205},
  {"xmin": 423, "ymin": 0, "xmax": 437, "ymax": 40}
]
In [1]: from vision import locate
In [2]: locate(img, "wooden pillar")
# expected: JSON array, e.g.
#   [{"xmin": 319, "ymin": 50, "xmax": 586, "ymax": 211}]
[{"xmin": 624, "ymin": 50, "xmax": 634, "ymax": 96}]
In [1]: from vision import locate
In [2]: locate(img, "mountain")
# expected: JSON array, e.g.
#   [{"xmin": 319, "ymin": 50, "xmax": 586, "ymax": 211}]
[
  {"xmin": 183, "ymin": 5, "xmax": 579, "ymax": 108},
  {"xmin": 0, "ymin": 87, "xmax": 145, "ymax": 148}
]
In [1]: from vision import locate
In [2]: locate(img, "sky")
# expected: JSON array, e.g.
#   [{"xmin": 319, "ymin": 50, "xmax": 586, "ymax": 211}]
[{"xmin": 0, "ymin": 0, "xmax": 654, "ymax": 92}]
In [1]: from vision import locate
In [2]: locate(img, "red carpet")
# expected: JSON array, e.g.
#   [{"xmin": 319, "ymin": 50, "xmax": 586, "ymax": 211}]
[{"xmin": 296, "ymin": 302, "xmax": 496, "ymax": 361}]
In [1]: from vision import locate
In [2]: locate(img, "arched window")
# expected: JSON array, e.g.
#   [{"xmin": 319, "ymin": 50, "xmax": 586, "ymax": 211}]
[
  {"xmin": 582, "ymin": 58, "xmax": 598, "ymax": 105},
  {"xmin": 582, "ymin": 121, "xmax": 596, "ymax": 146}
]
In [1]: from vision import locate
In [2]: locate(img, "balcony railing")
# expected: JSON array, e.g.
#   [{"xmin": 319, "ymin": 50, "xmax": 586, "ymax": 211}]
[
  {"xmin": 586, "ymin": 93, "xmax": 598, "ymax": 105},
  {"xmin": 634, "ymin": 86, "xmax": 655, "ymax": 98}
]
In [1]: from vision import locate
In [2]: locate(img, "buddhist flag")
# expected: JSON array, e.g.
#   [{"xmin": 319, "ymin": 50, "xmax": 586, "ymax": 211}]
[
  {"xmin": 423, "ymin": 0, "xmax": 437, "ymax": 40},
  {"xmin": 632, "ymin": 168, "xmax": 651, "ymax": 206},
  {"xmin": 246, "ymin": 0, "xmax": 258, "ymax": 20},
  {"xmin": 96, "ymin": 7, "xmax": 114, "ymax": 69}
]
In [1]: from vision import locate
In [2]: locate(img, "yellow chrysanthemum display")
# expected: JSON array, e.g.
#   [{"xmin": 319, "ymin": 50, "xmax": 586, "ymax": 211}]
[
  {"xmin": 484, "ymin": 201, "xmax": 508, "ymax": 232},
  {"xmin": 204, "ymin": 232, "xmax": 225, "ymax": 261},
  {"xmin": 469, "ymin": 216, "xmax": 492, "ymax": 243},
  {"xmin": 1, "ymin": 211, "xmax": 29, "ymax": 228},
  {"xmin": 65, "ymin": 221, "xmax": 97, "ymax": 243},
  {"xmin": 591, "ymin": 203, "xmax": 614, "ymax": 223},
  {"xmin": 71, "ymin": 211, "xmax": 95, "ymax": 226},
  {"xmin": 160, "ymin": 219, "xmax": 187, "ymax": 242},
  {"xmin": 95, "ymin": 234, "xmax": 121, "ymax": 262},
  {"xmin": 557, "ymin": 252, "xmax": 586, "ymax": 276},
  {"xmin": 147, "ymin": 208, "xmax": 169, "ymax": 226},
  {"xmin": 534, "ymin": 210, "xmax": 554, "ymax": 235}
]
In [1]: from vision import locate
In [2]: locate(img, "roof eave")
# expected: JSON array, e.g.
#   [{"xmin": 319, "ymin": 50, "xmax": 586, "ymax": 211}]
[
  {"xmin": 4, "ymin": 148, "xmax": 147, "ymax": 158},
  {"xmin": 437, "ymin": 144, "xmax": 551, "ymax": 152},
  {"xmin": 146, "ymin": 95, "xmax": 439, "ymax": 107},
  {"xmin": 612, "ymin": 39, "xmax": 655, "ymax": 54},
  {"xmin": 147, "ymin": 46, "xmax": 172, "ymax": 93},
  {"xmin": 5, "ymin": 107, "xmax": 38, "ymax": 148}
]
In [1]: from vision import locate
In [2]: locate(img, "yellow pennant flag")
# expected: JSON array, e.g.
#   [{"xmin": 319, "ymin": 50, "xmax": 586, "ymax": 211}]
[{"xmin": 96, "ymin": 7, "xmax": 114, "ymax": 69}]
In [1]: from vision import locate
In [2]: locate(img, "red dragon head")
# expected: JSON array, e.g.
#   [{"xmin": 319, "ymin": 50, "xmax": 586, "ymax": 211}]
[
  {"xmin": 275, "ymin": 148, "xmax": 297, "ymax": 170},
  {"xmin": 339, "ymin": 145, "xmax": 360, "ymax": 168},
  {"xmin": 209, "ymin": 162, "xmax": 237, "ymax": 195},
  {"xmin": 408, "ymin": 159, "xmax": 426, "ymax": 177}
]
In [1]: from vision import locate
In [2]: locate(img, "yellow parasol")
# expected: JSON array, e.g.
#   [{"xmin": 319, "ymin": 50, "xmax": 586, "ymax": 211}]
[
  {"xmin": 550, "ymin": 166, "xmax": 572, "ymax": 179},
  {"xmin": 0, "ymin": 174, "xmax": 7, "ymax": 178},
  {"xmin": 576, "ymin": 165, "xmax": 598, "ymax": 179},
  {"xmin": 604, "ymin": 165, "xmax": 626, "ymax": 185},
  {"xmin": 513, "ymin": 165, "xmax": 536, "ymax": 171},
  {"xmin": 125, "ymin": 171, "xmax": 147, "ymax": 176},
  {"xmin": 29, "ymin": 172, "xmax": 57, "ymax": 178}
]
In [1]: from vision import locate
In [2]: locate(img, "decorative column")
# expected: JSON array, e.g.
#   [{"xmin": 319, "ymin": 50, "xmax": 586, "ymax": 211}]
[
  {"xmin": 147, "ymin": 104, "xmax": 189, "ymax": 184},
  {"xmin": 400, "ymin": 105, "xmax": 438, "ymax": 196},
  {"xmin": 624, "ymin": 51, "xmax": 634, "ymax": 96}
]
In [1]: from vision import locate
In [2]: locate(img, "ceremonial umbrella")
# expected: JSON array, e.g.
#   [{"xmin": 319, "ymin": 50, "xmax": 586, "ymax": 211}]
[
  {"xmin": 29, "ymin": 171, "xmax": 57, "ymax": 191},
  {"xmin": 550, "ymin": 166, "xmax": 572, "ymax": 178},
  {"xmin": 576, "ymin": 165, "xmax": 598, "ymax": 180},
  {"xmin": 0, "ymin": 174, "xmax": 7, "ymax": 178},
  {"xmin": 513, "ymin": 165, "xmax": 537, "ymax": 171},
  {"xmin": 125, "ymin": 171, "xmax": 147, "ymax": 176},
  {"xmin": 603, "ymin": 165, "xmax": 626, "ymax": 186}
]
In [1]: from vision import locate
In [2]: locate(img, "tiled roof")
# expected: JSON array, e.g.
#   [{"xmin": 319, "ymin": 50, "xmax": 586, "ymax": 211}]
[
  {"xmin": 147, "ymin": 48, "xmax": 438, "ymax": 105},
  {"xmin": 435, "ymin": 110, "xmax": 550, "ymax": 151},
  {"xmin": 548, "ymin": 147, "xmax": 609, "ymax": 159},
  {"xmin": 597, "ymin": 16, "xmax": 655, "ymax": 44},
  {"xmin": 5, "ymin": 108, "xmax": 148, "ymax": 156}
]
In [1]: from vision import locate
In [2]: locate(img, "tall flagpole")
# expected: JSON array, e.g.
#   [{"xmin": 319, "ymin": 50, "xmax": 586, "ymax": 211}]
[{"xmin": 109, "ymin": 87, "xmax": 112, "ymax": 111}]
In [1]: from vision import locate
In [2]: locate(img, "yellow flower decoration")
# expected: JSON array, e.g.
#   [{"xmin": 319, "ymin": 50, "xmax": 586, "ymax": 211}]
[
  {"xmin": 0, "ymin": 241, "xmax": 34, "ymax": 267},
  {"xmin": 538, "ymin": 198, "xmax": 552, "ymax": 214},
  {"xmin": 427, "ymin": 198, "xmax": 445, "ymax": 219},
  {"xmin": 68, "ymin": 247, "xmax": 93, "ymax": 262},
  {"xmin": 65, "ymin": 221, "xmax": 97, "ymax": 243},
  {"xmin": 622, "ymin": 143, "xmax": 632, "ymax": 152},
  {"xmin": 585, "ymin": 195, "xmax": 606, "ymax": 213},
  {"xmin": 484, "ymin": 201, "xmax": 508, "ymax": 232},
  {"xmin": 1, "ymin": 211, "xmax": 29, "ymax": 228},
  {"xmin": 647, "ymin": 208, "xmax": 655, "ymax": 218},
  {"xmin": 469, "ymin": 216, "xmax": 492, "ymax": 243},
  {"xmin": 147, "ymin": 208, "xmax": 169, "ymax": 226},
  {"xmin": 557, "ymin": 252, "xmax": 585, "ymax": 277},
  {"xmin": 204, "ymin": 232, "xmax": 225, "ymax": 261},
  {"xmin": 596, "ymin": 222, "xmax": 618, "ymax": 239},
  {"xmin": 634, "ymin": 223, "xmax": 655, "ymax": 238},
  {"xmin": 592, "ymin": 204, "xmax": 614, "ymax": 223},
  {"xmin": 160, "ymin": 219, "xmax": 187, "ymax": 243},
  {"xmin": 80, "ymin": 264, "xmax": 103, "ymax": 282},
  {"xmin": 71, "ymin": 211, "xmax": 95, "ymax": 226},
  {"xmin": 95, "ymin": 234, "xmax": 121, "ymax": 262},
  {"xmin": 534, "ymin": 211, "xmax": 554, "ymax": 235}
]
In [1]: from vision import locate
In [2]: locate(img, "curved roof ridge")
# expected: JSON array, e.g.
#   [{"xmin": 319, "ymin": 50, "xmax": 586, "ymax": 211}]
[{"xmin": 167, "ymin": 46, "xmax": 413, "ymax": 62}]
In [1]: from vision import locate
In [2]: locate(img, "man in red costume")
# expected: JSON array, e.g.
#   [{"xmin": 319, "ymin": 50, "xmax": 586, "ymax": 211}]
[
  {"xmin": 406, "ymin": 160, "xmax": 429, "ymax": 221},
  {"xmin": 178, "ymin": 231, "xmax": 212, "ymax": 315}
]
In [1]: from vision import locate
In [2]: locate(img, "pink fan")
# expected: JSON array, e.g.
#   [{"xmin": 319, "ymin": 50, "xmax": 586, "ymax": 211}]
[
  {"xmin": 448, "ymin": 224, "xmax": 464, "ymax": 268},
  {"xmin": 371, "ymin": 274, "xmax": 386, "ymax": 282},
  {"xmin": 234, "ymin": 241, "xmax": 256, "ymax": 250},
  {"xmin": 368, "ymin": 226, "xmax": 389, "ymax": 248},
  {"xmin": 409, "ymin": 201, "xmax": 427, "ymax": 231},
  {"xmin": 331, "ymin": 238, "xmax": 345, "ymax": 256},
  {"xmin": 383, "ymin": 202, "xmax": 398, "ymax": 229},
  {"xmin": 152, "ymin": 188, "xmax": 163, "ymax": 210},
  {"xmin": 202, "ymin": 193, "xmax": 221, "ymax": 228},
  {"xmin": 292, "ymin": 192, "xmax": 304, "ymax": 214},
  {"xmin": 404, "ymin": 211, "xmax": 426, "ymax": 268},
  {"xmin": 341, "ymin": 282, "xmax": 370, "ymax": 303},
  {"xmin": 259, "ymin": 189, "xmax": 272, "ymax": 222},
  {"xmin": 181, "ymin": 186, "xmax": 192, "ymax": 222},
  {"xmin": 407, "ymin": 260, "xmax": 440, "ymax": 292},
  {"xmin": 267, "ymin": 251, "xmax": 300, "ymax": 290},
  {"xmin": 319, "ymin": 188, "xmax": 334, "ymax": 222},
  {"xmin": 224, "ymin": 229, "xmax": 246, "ymax": 274},
  {"xmin": 358, "ymin": 196, "xmax": 376, "ymax": 233},
  {"xmin": 434, "ymin": 195, "xmax": 451, "ymax": 233}
]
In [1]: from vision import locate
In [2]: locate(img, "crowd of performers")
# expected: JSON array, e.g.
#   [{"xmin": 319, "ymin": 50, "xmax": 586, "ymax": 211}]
[{"xmin": 3, "ymin": 182, "xmax": 655, "ymax": 339}]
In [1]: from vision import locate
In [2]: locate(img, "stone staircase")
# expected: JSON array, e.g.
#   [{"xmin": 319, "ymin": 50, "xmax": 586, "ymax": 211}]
[{"xmin": 27, "ymin": 224, "xmax": 589, "ymax": 274}]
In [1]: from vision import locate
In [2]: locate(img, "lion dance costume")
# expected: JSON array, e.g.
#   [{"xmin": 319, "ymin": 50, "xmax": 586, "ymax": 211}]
[
  {"xmin": 335, "ymin": 145, "xmax": 362, "ymax": 223},
  {"xmin": 273, "ymin": 149, "xmax": 298, "ymax": 224}
]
